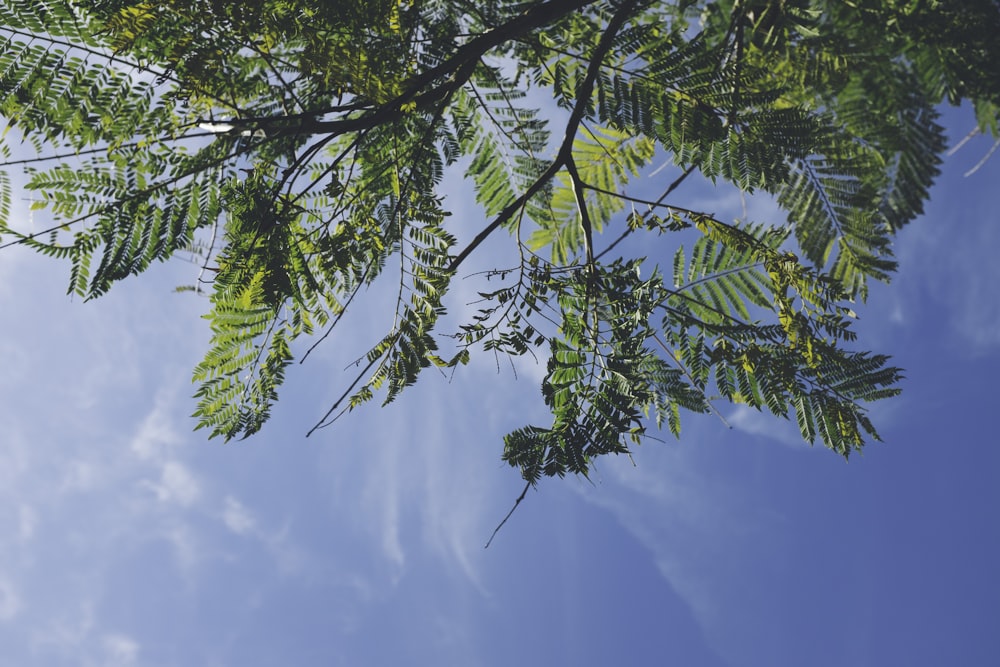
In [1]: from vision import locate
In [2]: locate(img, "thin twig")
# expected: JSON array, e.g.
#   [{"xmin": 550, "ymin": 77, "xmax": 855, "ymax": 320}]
[
  {"xmin": 594, "ymin": 163, "xmax": 697, "ymax": 261},
  {"xmin": 485, "ymin": 481, "xmax": 531, "ymax": 549},
  {"xmin": 947, "ymin": 126, "xmax": 980, "ymax": 156},
  {"xmin": 964, "ymin": 137, "xmax": 1000, "ymax": 177}
]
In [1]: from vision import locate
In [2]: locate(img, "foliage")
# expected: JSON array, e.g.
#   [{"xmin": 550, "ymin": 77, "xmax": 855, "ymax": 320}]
[{"xmin": 2, "ymin": 0, "xmax": 998, "ymax": 484}]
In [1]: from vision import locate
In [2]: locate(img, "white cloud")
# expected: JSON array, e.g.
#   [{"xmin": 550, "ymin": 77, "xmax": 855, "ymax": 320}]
[
  {"xmin": 578, "ymin": 466, "xmax": 720, "ymax": 631},
  {"xmin": 29, "ymin": 601, "xmax": 97, "ymax": 657},
  {"xmin": 102, "ymin": 634, "xmax": 140, "ymax": 666},
  {"xmin": 144, "ymin": 461, "xmax": 201, "ymax": 507},
  {"xmin": 222, "ymin": 496, "xmax": 256, "ymax": 536},
  {"xmin": 362, "ymin": 438, "xmax": 406, "ymax": 573},
  {"xmin": 216, "ymin": 495, "xmax": 312, "ymax": 578},
  {"xmin": 0, "ymin": 429, "xmax": 31, "ymax": 491},
  {"xmin": 653, "ymin": 554, "xmax": 718, "ymax": 631},
  {"xmin": 571, "ymin": 425, "xmax": 780, "ymax": 666},
  {"xmin": 59, "ymin": 460, "xmax": 103, "ymax": 494},
  {"xmin": 0, "ymin": 339, "xmax": 29, "ymax": 389},
  {"xmin": 311, "ymin": 370, "xmax": 507, "ymax": 593},
  {"xmin": 417, "ymin": 409, "xmax": 494, "ymax": 592},
  {"xmin": 0, "ymin": 577, "xmax": 21, "ymax": 621},
  {"xmin": 17, "ymin": 505, "xmax": 36, "ymax": 543},
  {"xmin": 262, "ymin": 523, "xmax": 310, "ymax": 578},
  {"xmin": 888, "ymin": 149, "xmax": 1000, "ymax": 353},
  {"xmin": 28, "ymin": 604, "xmax": 141, "ymax": 667},
  {"xmin": 911, "ymin": 211, "xmax": 1000, "ymax": 351},
  {"xmin": 887, "ymin": 297, "xmax": 906, "ymax": 325},
  {"xmin": 0, "ymin": 193, "xmax": 38, "ymax": 298},
  {"xmin": 163, "ymin": 520, "xmax": 202, "ymax": 577},
  {"xmin": 130, "ymin": 395, "xmax": 183, "ymax": 461},
  {"xmin": 0, "ymin": 250, "xmax": 249, "ymax": 662},
  {"xmin": 727, "ymin": 405, "xmax": 807, "ymax": 449}
]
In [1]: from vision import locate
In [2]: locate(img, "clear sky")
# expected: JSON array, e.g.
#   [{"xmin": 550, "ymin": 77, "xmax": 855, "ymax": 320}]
[{"xmin": 1, "ymin": 103, "xmax": 998, "ymax": 667}]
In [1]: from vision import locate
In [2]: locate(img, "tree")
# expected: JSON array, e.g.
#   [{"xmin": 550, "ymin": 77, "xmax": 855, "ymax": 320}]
[{"xmin": 1, "ymin": 0, "xmax": 998, "ymax": 485}]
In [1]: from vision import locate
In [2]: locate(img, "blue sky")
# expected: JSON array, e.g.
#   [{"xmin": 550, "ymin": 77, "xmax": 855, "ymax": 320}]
[{"xmin": 1, "ymin": 104, "xmax": 998, "ymax": 666}]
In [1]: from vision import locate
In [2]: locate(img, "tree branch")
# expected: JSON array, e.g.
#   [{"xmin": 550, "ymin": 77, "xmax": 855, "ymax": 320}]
[
  {"xmin": 448, "ymin": 0, "xmax": 642, "ymax": 275},
  {"xmin": 267, "ymin": 0, "xmax": 602, "ymax": 139},
  {"xmin": 485, "ymin": 481, "xmax": 531, "ymax": 548}
]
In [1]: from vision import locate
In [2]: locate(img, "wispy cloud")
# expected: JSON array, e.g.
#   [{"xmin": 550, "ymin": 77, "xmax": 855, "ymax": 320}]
[
  {"xmin": 416, "ymin": 399, "xmax": 495, "ymax": 592},
  {"xmin": 143, "ymin": 460, "xmax": 202, "ymax": 507},
  {"xmin": 130, "ymin": 394, "xmax": 183, "ymax": 461},
  {"xmin": 27, "ymin": 601, "xmax": 142, "ymax": 667},
  {"xmin": 161, "ymin": 519, "xmax": 203, "ymax": 578},
  {"xmin": 29, "ymin": 601, "xmax": 97, "ymax": 661},
  {"xmin": 0, "ymin": 576, "xmax": 21, "ymax": 621},
  {"xmin": 571, "ymin": 420, "xmax": 780, "ymax": 666},
  {"xmin": 218, "ymin": 496, "xmax": 307, "ymax": 576},
  {"xmin": 222, "ymin": 496, "xmax": 256, "ymax": 535},
  {"xmin": 726, "ymin": 405, "xmax": 807, "ymax": 449},
  {"xmin": 17, "ymin": 505, "xmax": 36, "ymax": 543},
  {"xmin": 372, "ymin": 440, "xmax": 407, "ymax": 573},
  {"xmin": 889, "ymin": 148, "xmax": 1000, "ymax": 353},
  {"xmin": 101, "ymin": 634, "xmax": 140, "ymax": 667},
  {"xmin": 311, "ymin": 366, "xmax": 510, "ymax": 595},
  {"xmin": 0, "ymin": 222, "xmax": 349, "ymax": 666}
]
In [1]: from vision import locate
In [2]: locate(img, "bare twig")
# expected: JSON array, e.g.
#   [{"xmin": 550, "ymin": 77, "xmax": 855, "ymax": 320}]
[
  {"xmin": 485, "ymin": 481, "xmax": 531, "ymax": 549},
  {"xmin": 964, "ymin": 137, "xmax": 1000, "ymax": 177}
]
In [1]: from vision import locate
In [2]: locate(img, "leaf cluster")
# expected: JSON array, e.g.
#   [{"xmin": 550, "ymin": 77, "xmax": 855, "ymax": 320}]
[{"xmin": 2, "ymin": 0, "xmax": 996, "ymax": 484}]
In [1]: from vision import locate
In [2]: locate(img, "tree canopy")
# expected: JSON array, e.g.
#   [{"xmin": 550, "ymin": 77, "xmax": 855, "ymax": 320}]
[{"xmin": 1, "ymin": 0, "xmax": 998, "ymax": 485}]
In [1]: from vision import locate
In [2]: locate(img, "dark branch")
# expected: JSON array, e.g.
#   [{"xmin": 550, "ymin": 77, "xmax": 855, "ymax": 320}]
[
  {"xmin": 448, "ymin": 0, "xmax": 642, "ymax": 275},
  {"xmin": 485, "ymin": 481, "xmax": 531, "ymax": 548}
]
